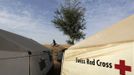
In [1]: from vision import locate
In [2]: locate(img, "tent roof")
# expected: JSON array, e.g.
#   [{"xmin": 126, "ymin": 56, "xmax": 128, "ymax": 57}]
[
  {"xmin": 0, "ymin": 29, "xmax": 50, "ymax": 52},
  {"xmin": 69, "ymin": 15, "xmax": 134, "ymax": 49}
]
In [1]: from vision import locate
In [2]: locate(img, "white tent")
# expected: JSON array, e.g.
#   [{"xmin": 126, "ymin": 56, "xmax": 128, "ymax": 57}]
[
  {"xmin": 0, "ymin": 29, "xmax": 52, "ymax": 75},
  {"xmin": 61, "ymin": 15, "xmax": 134, "ymax": 75}
]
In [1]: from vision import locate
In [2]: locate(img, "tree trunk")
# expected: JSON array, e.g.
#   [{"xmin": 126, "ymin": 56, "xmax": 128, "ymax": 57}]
[{"xmin": 71, "ymin": 39, "xmax": 74, "ymax": 45}]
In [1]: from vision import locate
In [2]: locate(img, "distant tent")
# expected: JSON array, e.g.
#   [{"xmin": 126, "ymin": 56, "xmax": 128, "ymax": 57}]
[
  {"xmin": 61, "ymin": 15, "xmax": 134, "ymax": 75},
  {"xmin": 0, "ymin": 29, "xmax": 52, "ymax": 75}
]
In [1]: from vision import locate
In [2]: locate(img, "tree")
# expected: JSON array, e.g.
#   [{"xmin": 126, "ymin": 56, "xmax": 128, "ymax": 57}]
[{"xmin": 52, "ymin": 0, "xmax": 86, "ymax": 44}]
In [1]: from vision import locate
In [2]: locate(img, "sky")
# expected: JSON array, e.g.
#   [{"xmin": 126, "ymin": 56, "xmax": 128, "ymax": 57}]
[{"xmin": 0, "ymin": 0, "xmax": 134, "ymax": 44}]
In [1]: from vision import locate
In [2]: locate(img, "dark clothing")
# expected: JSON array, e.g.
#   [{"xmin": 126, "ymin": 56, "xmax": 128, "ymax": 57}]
[{"xmin": 47, "ymin": 65, "xmax": 61, "ymax": 75}]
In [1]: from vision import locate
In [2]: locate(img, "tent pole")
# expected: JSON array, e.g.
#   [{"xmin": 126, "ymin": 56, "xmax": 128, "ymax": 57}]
[
  {"xmin": 29, "ymin": 55, "xmax": 30, "ymax": 75},
  {"xmin": 28, "ymin": 51, "xmax": 32, "ymax": 75}
]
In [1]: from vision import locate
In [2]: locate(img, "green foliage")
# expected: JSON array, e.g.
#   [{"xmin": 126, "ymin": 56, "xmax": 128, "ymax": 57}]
[{"xmin": 52, "ymin": 0, "xmax": 86, "ymax": 44}]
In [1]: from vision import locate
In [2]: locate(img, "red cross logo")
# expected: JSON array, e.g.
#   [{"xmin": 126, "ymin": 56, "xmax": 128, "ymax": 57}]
[{"xmin": 115, "ymin": 60, "xmax": 132, "ymax": 75}]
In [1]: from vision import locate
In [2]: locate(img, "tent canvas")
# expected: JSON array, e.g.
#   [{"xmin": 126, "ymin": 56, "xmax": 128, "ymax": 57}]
[
  {"xmin": 61, "ymin": 15, "xmax": 134, "ymax": 75},
  {"xmin": 0, "ymin": 29, "xmax": 52, "ymax": 75}
]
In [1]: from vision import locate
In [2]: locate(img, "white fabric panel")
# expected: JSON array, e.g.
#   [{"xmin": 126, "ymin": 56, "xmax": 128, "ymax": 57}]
[
  {"xmin": 61, "ymin": 15, "xmax": 134, "ymax": 75},
  {"xmin": 61, "ymin": 42, "xmax": 134, "ymax": 75},
  {"xmin": 69, "ymin": 15, "xmax": 134, "ymax": 49},
  {"xmin": 0, "ymin": 29, "xmax": 51, "ymax": 75},
  {"xmin": 0, "ymin": 51, "xmax": 52, "ymax": 75},
  {"xmin": 0, "ymin": 29, "xmax": 49, "ymax": 52},
  {"xmin": 0, "ymin": 51, "xmax": 29, "ymax": 75}
]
